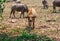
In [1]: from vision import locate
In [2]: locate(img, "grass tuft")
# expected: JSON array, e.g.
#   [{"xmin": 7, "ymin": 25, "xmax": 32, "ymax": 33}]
[{"xmin": 0, "ymin": 30, "xmax": 55, "ymax": 41}]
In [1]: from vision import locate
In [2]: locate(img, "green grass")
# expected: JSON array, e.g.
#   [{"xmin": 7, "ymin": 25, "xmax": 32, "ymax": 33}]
[{"xmin": 0, "ymin": 30, "xmax": 55, "ymax": 41}]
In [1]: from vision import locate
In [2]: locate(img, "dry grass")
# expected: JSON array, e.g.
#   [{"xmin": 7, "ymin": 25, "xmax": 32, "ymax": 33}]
[{"xmin": 0, "ymin": 0, "xmax": 60, "ymax": 40}]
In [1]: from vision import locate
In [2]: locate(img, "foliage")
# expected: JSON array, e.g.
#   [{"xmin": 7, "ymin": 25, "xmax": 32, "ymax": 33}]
[
  {"xmin": 0, "ymin": 30, "xmax": 55, "ymax": 41},
  {"xmin": 0, "ymin": 0, "xmax": 6, "ymax": 17},
  {"xmin": 0, "ymin": 0, "xmax": 6, "ymax": 3}
]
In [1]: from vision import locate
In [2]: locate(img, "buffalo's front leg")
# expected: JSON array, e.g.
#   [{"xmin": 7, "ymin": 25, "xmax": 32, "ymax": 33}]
[
  {"xmin": 28, "ymin": 21, "xmax": 32, "ymax": 27},
  {"xmin": 20, "ymin": 13, "xmax": 22, "ymax": 18},
  {"xmin": 32, "ymin": 18, "xmax": 35, "ymax": 29},
  {"xmin": 28, "ymin": 17, "xmax": 31, "ymax": 27},
  {"xmin": 53, "ymin": 2, "xmax": 56, "ymax": 13},
  {"xmin": 46, "ymin": 5, "xmax": 48, "ymax": 9},
  {"xmin": 22, "ymin": 12, "xmax": 24, "ymax": 18},
  {"xmin": 20, "ymin": 12, "xmax": 24, "ymax": 18},
  {"xmin": 53, "ymin": 6, "xmax": 56, "ymax": 13}
]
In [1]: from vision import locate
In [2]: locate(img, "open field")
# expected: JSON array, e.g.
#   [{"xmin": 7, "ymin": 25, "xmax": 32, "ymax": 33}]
[{"xmin": 0, "ymin": 0, "xmax": 60, "ymax": 41}]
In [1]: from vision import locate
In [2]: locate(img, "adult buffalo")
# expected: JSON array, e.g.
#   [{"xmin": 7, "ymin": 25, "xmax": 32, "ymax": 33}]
[
  {"xmin": 53, "ymin": 0, "xmax": 60, "ymax": 12},
  {"xmin": 10, "ymin": 4, "xmax": 29, "ymax": 18},
  {"xmin": 42, "ymin": 0, "xmax": 48, "ymax": 9}
]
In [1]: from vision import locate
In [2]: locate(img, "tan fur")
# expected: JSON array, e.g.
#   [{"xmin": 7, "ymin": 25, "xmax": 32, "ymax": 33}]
[
  {"xmin": 28, "ymin": 8, "xmax": 37, "ymax": 17},
  {"xmin": 26, "ymin": 8, "xmax": 37, "ymax": 29}
]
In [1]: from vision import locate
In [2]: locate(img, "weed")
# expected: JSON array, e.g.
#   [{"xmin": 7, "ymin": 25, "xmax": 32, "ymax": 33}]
[{"xmin": 0, "ymin": 30, "xmax": 55, "ymax": 41}]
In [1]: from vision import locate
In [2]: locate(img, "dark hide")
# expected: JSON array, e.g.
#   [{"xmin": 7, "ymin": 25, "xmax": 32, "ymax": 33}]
[
  {"xmin": 42, "ymin": 0, "xmax": 48, "ymax": 9},
  {"xmin": 10, "ymin": 4, "xmax": 29, "ymax": 18},
  {"xmin": 13, "ymin": 0, "xmax": 17, "ymax": 2},
  {"xmin": 53, "ymin": 0, "xmax": 60, "ymax": 12}
]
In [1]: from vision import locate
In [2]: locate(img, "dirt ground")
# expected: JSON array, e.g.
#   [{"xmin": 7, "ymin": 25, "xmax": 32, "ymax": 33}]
[{"xmin": 0, "ymin": 0, "xmax": 60, "ymax": 41}]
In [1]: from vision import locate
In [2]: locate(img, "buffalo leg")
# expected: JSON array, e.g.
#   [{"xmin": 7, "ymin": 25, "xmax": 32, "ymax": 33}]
[
  {"xmin": 20, "ymin": 13, "xmax": 22, "ymax": 18},
  {"xmin": 43, "ymin": 5, "xmax": 45, "ymax": 9},
  {"xmin": 53, "ymin": 2, "xmax": 56, "ymax": 13},
  {"xmin": 46, "ymin": 5, "xmax": 48, "ymax": 9},
  {"xmin": 28, "ymin": 18, "xmax": 32, "ymax": 28},
  {"xmin": 10, "ymin": 10, "xmax": 15, "ymax": 18},
  {"xmin": 13, "ymin": 11, "xmax": 15, "ymax": 18},
  {"xmin": 53, "ymin": 6, "xmax": 56, "ymax": 12},
  {"xmin": 29, "ymin": 21, "xmax": 31, "ymax": 27},
  {"xmin": 23, "ymin": 13, "xmax": 24, "ymax": 18},
  {"xmin": 22, "ymin": 12, "xmax": 24, "ymax": 18},
  {"xmin": 32, "ymin": 18, "xmax": 35, "ymax": 29},
  {"xmin": 10, "ymin": 11, "xmax": 12, "ymax": 18},
  {"xmin": 28, "ymin": 18, "xmax": 31, "ymax": 27},
  {"xmin": 20, "ymin": 12, "xmax": 24, "ymax": 18}
]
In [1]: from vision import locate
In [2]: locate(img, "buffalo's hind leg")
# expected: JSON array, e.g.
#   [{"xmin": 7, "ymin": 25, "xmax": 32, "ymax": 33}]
[
  {"xmin": 20, "ymin": 12, "xmax": 22, "ymax": 18},
  {"xmin": 10, "ymin": 9, "xmax": 15, "ymax": 18},
  {"xmin": 10, "ymin": 10, "xmax": 15, "ymax": 18},
  {"xmin": 22, "ymin": 12, "xmax": 25, "ymax": 18},
  {"xmin": 10, "ymin": 10, "xmax": 12, "ymax": 18},
  {"xmin": 13, "ymin": 11, "xmax": 15, "ymax": 18},
  {"xmin": 32, "ymin": 18, "xmax": 35, "ymax": 29}
]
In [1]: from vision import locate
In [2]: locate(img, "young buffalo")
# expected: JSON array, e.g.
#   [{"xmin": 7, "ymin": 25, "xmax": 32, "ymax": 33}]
[
  {"xmin": 42, "ymin": 0, "xmax": 48, "ymax": 9},
  {"xmin": 26, "ymin": 8, "xmax": 37, "ymax": 29}
]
